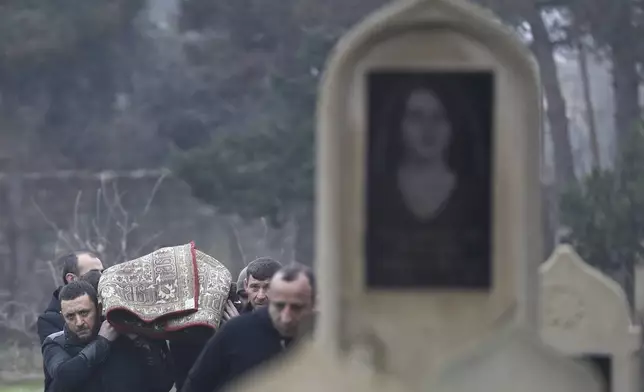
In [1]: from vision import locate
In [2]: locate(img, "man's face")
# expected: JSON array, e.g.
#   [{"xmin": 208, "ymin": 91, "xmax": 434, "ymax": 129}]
[
  {"xmin": 245, "ymin": 275, "xmax": 270, "ymax": 309},
  {"xmin": 61, "ymin": 294, "xmax": 99, "ymax": 343},
  {"xmin": 66, "ymin": 254, "xmax": 104, "ymax": 284},
  {"xmin": 267, "ymin": 273, "xmax": 314, "ymax": 338}
]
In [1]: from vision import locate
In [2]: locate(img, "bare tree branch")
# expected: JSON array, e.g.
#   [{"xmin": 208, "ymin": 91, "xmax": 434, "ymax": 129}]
[
  {"xmin": 72, "ymin": 191, "xmax": 82, "ymax": 243},
  {"xmin": 142, "ymin": 171, "xmax": 168, "ymax": 216},
  {"xmin": 31, "ymin": 198, "xmax": 76, "ymax": 251},
  {"xmin": 34, "ymin": 175, "xmax": 167, "ymax": 267}
]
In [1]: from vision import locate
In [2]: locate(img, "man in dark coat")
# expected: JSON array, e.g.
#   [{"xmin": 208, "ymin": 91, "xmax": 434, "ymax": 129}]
[
  {"xmin": 42, "ymin": 280, "xmax": 173, "ymax": 392},
  {"xmin": 182, "ymin": 264, "xmax": 316, "ymax": 392},
  {"xmin": 170, "ymin": 257, "xmax": 282, "ymax": 391},
  {"xmin": 37, "ymin": 251, "xmax": 104, "ymax": 344}
]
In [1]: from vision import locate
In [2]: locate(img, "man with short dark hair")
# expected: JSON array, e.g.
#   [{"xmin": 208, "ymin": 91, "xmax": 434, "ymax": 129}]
[
  {"xmin": 37, "ymin": 251, "xmax": 104, "ymax": 344},
  {"xmin": 220, "ymin": 258, "xmax": 282, "ymax": 322},
  {"xmin": 182, "ymin": 263, "xmax": 315, "ymax": 392},
  {"xmin": 242, "ymin": 257, "xmax": 282, "ymax": 310},
  {"xmin": 42, "ymin": 281, "xmax": 173, "ymax": 392}
]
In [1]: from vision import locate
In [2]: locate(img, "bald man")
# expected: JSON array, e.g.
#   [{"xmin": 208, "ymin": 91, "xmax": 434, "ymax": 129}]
[{"xmin": 182, "ymin": 264, "xmax": 316, "ymax": 392}]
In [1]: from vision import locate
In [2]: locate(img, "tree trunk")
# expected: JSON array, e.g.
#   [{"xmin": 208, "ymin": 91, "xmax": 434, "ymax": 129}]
[
  {"xmin": 577, "ymin": 40, "xmax": 600, "ymax": 169},
  {"xmin": 293, "ymin": 203, "xmax": 314, "ymax": 267},
  {"xmin": 608, "ymin": 5, "xmax": 640, "ymax": 149},
  {"xmin": 541, "ymin": 182, "xmax": 557, "ymax": 258},
  {"xmin": 223, "ymin": 215, "xmax": 246, "ymax": 271},
  {"xmin": 0, "ymin": 159, "xmax": 10, "ymax": 298},
  {"xmin": 606, "ymin": 3, "xmax": 640, "ymax": 307},
  {"xmin": 5, "ymin": 165, "xmax": 29, "ymax": 317},
  {"xmin": 527, "ymin": 8, "xmax": 577, "ymax": 191}
]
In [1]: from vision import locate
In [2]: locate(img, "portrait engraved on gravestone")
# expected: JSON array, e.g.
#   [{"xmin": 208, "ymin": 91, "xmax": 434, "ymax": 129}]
[{"xmin": 365, "ymin": 71, "xmax": 494, "ymax": 289}]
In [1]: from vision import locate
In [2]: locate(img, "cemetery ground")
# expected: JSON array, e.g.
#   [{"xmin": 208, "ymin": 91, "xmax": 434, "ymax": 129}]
[
  {"xmin": 0, "ymin": 343, "xmax": 181, "ymax": 392},
  {"xmin": 0, "ymin": 382, "xmax": 40, "ymax": 392},
  {"xmin": 0, "ymin": 345, "xmax": 41, "ymax": 392}
]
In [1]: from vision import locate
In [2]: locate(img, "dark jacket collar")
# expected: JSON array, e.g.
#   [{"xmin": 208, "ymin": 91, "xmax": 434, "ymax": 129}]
[
  {"xmin": 253, "ymin": 307, "xmax": 296, "ymax": 346},
  {"xmin": 63, "ymin": 323, "xmax": 107, "ymax": 347},
  {"xmin": 254, "ymin": 307, "xmax": 279, "ymax": 333},
  {"xmin": 242, "ymin": 302, "xmax": 254, "ymax": 314},
  {"xmin": 45, "ymin": 286, "xmax": 63, "ymax": 314},
  {"xmin": 63, "ymin": 325, "xmax": 88, "ymax": 346}
]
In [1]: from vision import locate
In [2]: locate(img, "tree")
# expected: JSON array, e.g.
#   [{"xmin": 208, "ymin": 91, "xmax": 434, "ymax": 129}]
[
  {"xmin": 475, "ymin": 0, "xmax": 578, "ymax": 199},
  {"xmin": 172, "ymin": 0, "xmax": 347, "ymax": 265},
  {"xmin": 0, "ymin": 0, "xmax": 150, "ymax": 170},
  {"xmin": 535, "ymin": 0, "xmax": 643, "ymax": 149},
  {"xmin": 560, "ymin": 124, "xmax": 644, "ymax": 304},
  {"xmin": 526, "ymin": 4, "xmax": 577, "ymax": 189}
]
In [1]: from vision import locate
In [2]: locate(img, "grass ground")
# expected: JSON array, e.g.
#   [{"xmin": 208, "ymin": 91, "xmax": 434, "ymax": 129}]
[
  {"xmin": 0, "ymin": 381, "xmax": 41, "ymax": 392},
  {"xmin": 0, "ymin": 381, "xmax": 177, "ymax": 392},
  {"xmin": 0, "ymin": 344, "xmax": 42, "ymax": 392}
]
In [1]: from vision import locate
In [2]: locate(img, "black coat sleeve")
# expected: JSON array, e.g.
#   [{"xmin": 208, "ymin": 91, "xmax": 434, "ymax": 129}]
[
  {"xmin": 132, "ymin": 338, "xmax": 175, "ymax": 392},
  {"xmin": 42, "ymin": 336, "xmax": 111, "ymax": 392},
  {"xmin": 170, "ymin": 335, "xmax": 213, "ymax": 391},
  {"xmin": 181, "ymin": 327, "xmax": 232, "ymax": 392},
  {"xmin": 37, "ymin": 313, "xmax": 64, "ymax": 345}
]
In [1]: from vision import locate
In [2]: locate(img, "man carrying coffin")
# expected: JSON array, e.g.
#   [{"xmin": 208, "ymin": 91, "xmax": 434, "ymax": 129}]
[
  {"xmin": 171, "ymin": 258, "xmax": 282, "ymax": 390},
  {"xmin": 221, "ymin": 257, "xmax": 283, "ymax": 320},
  {"xmin": 42, "ymin": 281, "xmax": 174, "ymax": 392},
  {"xmin": 37, "ymin": 251, "xmax": 104, "ymax": 344},
  {"xmin": 182, "ymin": 264, "xmax": 316, "ymax": 392}
]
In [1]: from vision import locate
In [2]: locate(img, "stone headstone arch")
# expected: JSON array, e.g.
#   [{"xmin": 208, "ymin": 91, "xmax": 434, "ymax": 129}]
[{"xmin": 540, "ymin": 244, "xmax": 641, "ymax": 392}]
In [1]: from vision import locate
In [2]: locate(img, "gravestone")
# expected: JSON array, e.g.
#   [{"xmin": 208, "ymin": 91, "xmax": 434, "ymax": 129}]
[
  {"xmin": 540, "ymin": 245, "xmax": 641, "ymax": 392},
  {"xmin": 225, "ymin": 0, "xmax": 604, "ymax": 391}
]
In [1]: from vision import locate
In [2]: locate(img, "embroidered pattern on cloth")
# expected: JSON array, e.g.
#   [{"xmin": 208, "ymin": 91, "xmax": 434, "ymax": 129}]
[
  {"xmin": 98, "ymin": 242, "xmax": 232, "ymax": 336},
  {"xmin": 165, "ymin": 249, "xmax": 231, "ymax": 330}
]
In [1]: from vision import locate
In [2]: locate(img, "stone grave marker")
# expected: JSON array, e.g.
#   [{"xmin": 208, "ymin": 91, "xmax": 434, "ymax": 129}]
[
  {"xmin": 540, "ymin": 244, "xmax": 642, "ymax": 392},
  {"xmin": 225, "ymin": 0, "xmax": 604, "ymax": 391}
]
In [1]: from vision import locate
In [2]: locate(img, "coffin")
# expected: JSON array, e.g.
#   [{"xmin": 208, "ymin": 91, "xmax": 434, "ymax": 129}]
[{"xmin": 97, "ymin": 242, "xmax": 232, "ymax": 339}]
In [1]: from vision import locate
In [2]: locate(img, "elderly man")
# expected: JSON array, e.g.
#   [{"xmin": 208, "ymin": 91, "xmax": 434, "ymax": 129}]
[
  {"xmin": 42, "ymin": 280, "xmax": 173, "ymax": 392},
  {"xmin": 37, "ymin": 251, "xmax": 104, "ymax": 344},
  {"xmin": 222, "ymin": 257, "xmax": 282, "ymax": 320},
  {"xmin": 182, "ymin": 263, "xmax": 316, "ymax": 392}
]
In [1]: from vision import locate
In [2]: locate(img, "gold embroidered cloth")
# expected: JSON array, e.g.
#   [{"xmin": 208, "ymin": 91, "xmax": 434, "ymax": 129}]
[{"xmin": 98, "ymin": 242, "xmax": 232, "ymax": 338}]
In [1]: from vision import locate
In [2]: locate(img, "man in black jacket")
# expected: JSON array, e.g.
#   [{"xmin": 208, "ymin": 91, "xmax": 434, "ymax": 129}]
[
  {"xmin": 37, "ymin": 251, "xmax": 104, "ymax": 344},
  {"xmin": 170, "ymin": 257, "xmax": 282, "ymax": 391},
  {"xmin": 182, "ymin": 263, "xmax": 316, "ymax": 392},
  {"xmin": 42, "ymin": 280, "xmax": 174, "ymax": 392}
]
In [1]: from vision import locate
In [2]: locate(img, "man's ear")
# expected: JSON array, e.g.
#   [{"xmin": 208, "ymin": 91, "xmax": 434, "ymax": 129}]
[
  {"xmin": 65, "ymin": 273, "xmax": 77, "ymax": 284},
  {"xmin": 244, "ymin": 278, "xmax": 248, "ymax": 290}
]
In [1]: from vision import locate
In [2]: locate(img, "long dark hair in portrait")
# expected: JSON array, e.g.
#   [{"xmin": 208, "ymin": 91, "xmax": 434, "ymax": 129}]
[
  {"xmin": 365, "ymin": 71, "xmax": 494, "ymax": 289},
  {"xmin": 368, "ymin": 71, "xmax": 492, "ymax": 193}
]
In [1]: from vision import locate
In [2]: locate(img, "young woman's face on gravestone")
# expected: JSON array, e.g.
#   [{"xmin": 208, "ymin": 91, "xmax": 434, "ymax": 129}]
[{"xmin": 401, "ymin": 88, "xmax": 451, "ymax": 162}]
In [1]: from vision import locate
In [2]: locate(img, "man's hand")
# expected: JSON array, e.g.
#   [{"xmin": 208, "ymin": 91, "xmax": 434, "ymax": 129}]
[
  {"xmin": 98, "ymin": 320, "xmax": 119, "ymax": 341},
  {"xmin": 222, "ymin": 300, "xmax": 240, "ymax": 321}
]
